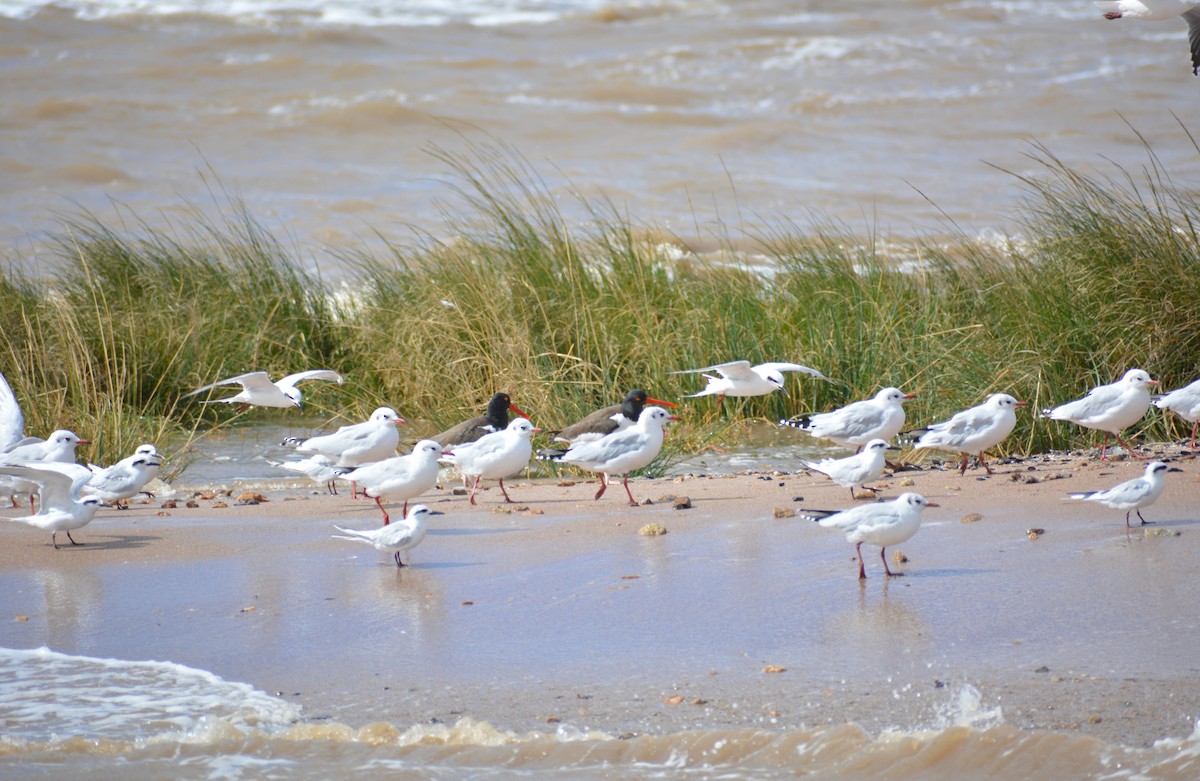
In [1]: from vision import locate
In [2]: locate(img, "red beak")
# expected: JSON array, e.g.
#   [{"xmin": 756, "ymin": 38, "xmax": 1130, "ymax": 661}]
[
  {"xmin": 646, "ymin": 397, "xmax": 678, "ymax": 408},
  {"xmin": 509, "ymin": 403, "xmax": 531, "ymax": 419}
]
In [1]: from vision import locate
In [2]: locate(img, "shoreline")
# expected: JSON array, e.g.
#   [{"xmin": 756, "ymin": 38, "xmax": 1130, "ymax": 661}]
[{"xmin": 2, "ymin": 446, "xmax": 1198, "ymax": 749}]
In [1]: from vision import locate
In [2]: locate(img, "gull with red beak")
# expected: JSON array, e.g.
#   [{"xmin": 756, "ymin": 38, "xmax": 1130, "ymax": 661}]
[
  {"xmin": 1041, "ymin": 369, "xmax": 1158, "ymax": 460},
  {"xmin": 443, "ymin": 417, "xmax": 540, "ymax": 505},
  {"xmin": 782, "ymin": 388, "xmax": 915, "ymax": 451},
  {"xmin": 538, "ymin": 389, "xmax": 677, "ymax": 459},
  {"xmin": 560, "ymin": 406, "xmax": 678, "ymax": 506},
  {"xmin": 909, "ymin": 393, "xmax": 1027, "ymax": 475}
]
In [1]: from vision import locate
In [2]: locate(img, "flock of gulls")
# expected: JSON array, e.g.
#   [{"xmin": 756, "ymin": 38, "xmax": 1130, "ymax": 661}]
[{"xmin": 2, "ymin": 358, "xmax": 1197, "ymax": 577}]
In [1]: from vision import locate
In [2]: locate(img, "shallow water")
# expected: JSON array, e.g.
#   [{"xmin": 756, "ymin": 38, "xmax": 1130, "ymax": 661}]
[{"xmin": 3, "ymin": 1, "xmax": 1199, "ymax": 273}]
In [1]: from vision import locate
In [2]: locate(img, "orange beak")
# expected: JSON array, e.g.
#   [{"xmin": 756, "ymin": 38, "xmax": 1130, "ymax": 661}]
[
  {"xmin": 509, "ymin": 403, "xmax": 531, "ymax": 419},
  {"xmin": 646, "ymin": 397, "xmax": 678, "ymax": 408}
]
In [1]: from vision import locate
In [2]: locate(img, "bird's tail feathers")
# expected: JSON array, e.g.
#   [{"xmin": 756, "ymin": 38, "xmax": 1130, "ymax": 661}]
[{"xmin": 536, "ymin": 449, "xmax": 567, "ymax": 461}]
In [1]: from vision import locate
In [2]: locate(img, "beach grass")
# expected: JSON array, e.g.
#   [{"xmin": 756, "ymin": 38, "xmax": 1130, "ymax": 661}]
[{"xmin": 2, "ymin": 137, "xmax": 1198, "ymax": 470}]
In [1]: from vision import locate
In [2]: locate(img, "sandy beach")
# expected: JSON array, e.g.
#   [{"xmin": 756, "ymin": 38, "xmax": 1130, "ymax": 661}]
[{"xmin": 3, "ymin": 445, "xmax": 1198, "ymax": 751}]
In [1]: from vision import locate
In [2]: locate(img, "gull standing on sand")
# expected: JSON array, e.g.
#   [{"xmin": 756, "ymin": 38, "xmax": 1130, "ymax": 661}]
[
  {"xmin": 0, "ymin": 462, "xmax": 105, "ymax": 548},
  {"xmin": 908, "ymin": 393, "xmax": 1027, "ymax": 475},
  {"xmin": 83, "ymin": 445, "xmax": 163, "ymax": 508},
  {"xmin": 781, "ymin": 388, "xmax": 915, "ymax": 450},
  {"xmin": 0, "ymin": 429, "xmax": 91, "ymax": 511},
  {"xmin": 799, "ymin": 439, "xmax": 896, "ymax": 499},
  {"xmin": 1068, "ymin": 460, "xmax": 1181, "ymax": 528},
  {"xmin": 184, "ymin": 369, "xmax": 344, "ymax": 410},
  {"xmin": 443, "ymin": 418, "xmax": 539, "ymax": 505},
  {"xmin": 798, "ymin": 492, "xmax": 938, "ymax": 580},
  {"xmin": 1154, "ymin": 378, "xmax": 1200, "ymax": 448},
  {"xmin": 538, "ymin": 389, "xmax": 677, "ymax": 459},
  {"xmin": 282, "ymin": 407, "xmax": 404, "ymax": 497},
  {"xmin": 559, "ymin": 406, "xmax": 678, "ymax": 506},
  {"xmin": 671, "ymin": 360, "xmax": 828, "ymax": 402},
  {"xmin": 1096, "ymin": 1, "xmax": 1200, "ymax": 74},
  {"xmin": 338, "ymin": 439, "xmax": 445, "ymax": 524},
  {"xmin": 1040, "ymin": 369, "xmax": 1157, "ymax": 460},
  {"xmin": 433, "ymin": 392, "xmax": 530, "ymax": 448},
  {"xmin": 333, "ymin": 504, "xmax": 442, "ymax": 567}
]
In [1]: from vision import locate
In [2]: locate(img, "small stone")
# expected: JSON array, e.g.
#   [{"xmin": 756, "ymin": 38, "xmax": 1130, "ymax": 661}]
[
  {"xmin": 14, "ymin": 615, "xmax": 28, "ymax": 622},
  {"xmin": 892, "ymin": 550, "xmax": 908, "ymax": 563},
  {"xmin": 639, "ymin": 523, "xmax": 668, "ymax": 537},
  {"xmin": 160, "ymin": 500, "xmax": 177, "ymax": 509},
  {"xmin": 672, "ymin": 496, "xmax": 692, "ymax": 510},
  {"xmin": 185, "ymin": 501, "xmax": 199, "ymax": 509},
  {"xmin": 452, "ymin": 488, "xmax": 468, "ymax": 496},
  {"xmin": 960, "ymin": 513, "xmax": 984, "ymax": 524},
  {"xmin": 763, "ymin": 665, "xmax": 786, "ymax": 674},
  {"xmin": 900, "ymin": 477, "xmax": 916, "ymax": 486},
  {"xmin": 524, "ymin": 508, "xmax": 545, "ymax": 515},
  {"xmin": 543, "ymin": 715, "xmax": 561, "ymax": 723},
  {"xmin": 1145, "ymin": 527, "xmax": 1181, "ymax": 537},
  {"xmin": 212, "ymin": 501, "xmax": 228, "ymax": 509},
  {"xmin": 773, "ymin": 507, "xmax": 795, "ymax": 518},
  {"xmin": 156, "ymin": 511, "xmax": 171, "ymax": 517},
  {"xmin": 556, "ymin": 480, "xmax": 576, "ymax": 487},
  {"xmin": 1034, "ymin": 665, "xmax": 1050, "ymax": 673},
  {"xmin": 664, "ymin": 695, "xmax": 684, "ymax": 705},
  {"xmin": 1089, "ymin": 715, "xmax": 1102, "ymax": 724},
  {"xmin": 461, "ymin": 601, "xmax": 474, "ymax": 606},
  {"xmin": 195, "ymin": 492, "xmax": 217, "ymax": 500},
  {"xmin": 236, "ymin": 492, "xmax": 267, "ymax": 503},
  {"xmin": 1027, "ymin": 528, "xmax": 1045, "ymax": 540},
  {"xmin": 240, "ymin": 606, "xmax": 256, "ymax": 613}
]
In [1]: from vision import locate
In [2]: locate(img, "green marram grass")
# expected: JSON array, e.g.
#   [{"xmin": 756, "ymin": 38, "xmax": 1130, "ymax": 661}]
[{"xmin": 2, "ymin": 135, "xmax": 1199, "ymax": 475}]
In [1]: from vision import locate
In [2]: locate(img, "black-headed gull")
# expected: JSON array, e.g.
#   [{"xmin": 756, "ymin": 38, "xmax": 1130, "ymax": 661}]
[
  {"xmin": 0, "ymin": 429, "xmax": 91, "ymax": 511},
  {"xmin": 0, "ymin": 371, "xmax": 24, "ymax": 453},
  {"xmin": 333, "ymin": 504, "xmax": 442, "ymax": 567},
  {"xmin": 798, "ymin": 492, "xmax": 938, "ymax": 579},
  {"xmin": 1154, "ymin": 378, "xmax": 1200, "ymax": 448},
  {"xmin": 560, "ymin": 406, "xmax": 678, "ymax": 506},
  {"xmin": 184, "ymin": 369, "xmax": 344, "ymax": 410},
  {"xmin": 283, "ymin": 407, "xmax": 404, "ymax": 497},
  {"xmin": 1069, "ymin": 460, "xmax": 1181, "ymax": 527},
  {"xmin": 268, "ymin": 454, "xmax": 342, "ymax": 495},
  {"xmin": 538, "ymin": 389, "xmax": 677, "ymax": 459},
  {"xmin": 434, "ymin": 392, "xmax": 530, "ymax": 448},
  {"xmin": 909, "ymin": 393, "xmax": 1027, "ymax": 475},
  {"xmin": 781, "ymin": 388, "xmax": 915, "ymax": 450},
  {"xmin": 338, "ymin": 439, "xmax": 445, "ymax": 523},
  {"xmin": 0, "ymin": 462, "xmax": 104, "ymax": 548},
  {"xmin": 443, "ymin": 418, "xmax": 539, "ymax": 505},
  {"xmin": 799, "ymin": 439, "xmax": 896, "ymax": 499},
  {"xmin": 672, "ymin": 360, "xmax": 828, "ymax": 402},
  {"xmin": 1040, "ymin": 369, "xmax": 1157, "ymax": 460},
  {"xmin": 1097, "ymin": 1, "xmax": 1200, "ymax": 74},
  {"xmin": 83, "ymin": 445, "xmax": 163, "ymax": 508}
]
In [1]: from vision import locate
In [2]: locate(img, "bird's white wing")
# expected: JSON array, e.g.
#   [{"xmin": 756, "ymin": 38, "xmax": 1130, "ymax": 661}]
[
  {"xmin": 930, "ymin": 404, "xmax": 994, "ymax": 437},
  {"xmin": 564, "ymin": 428, "xmax": 649, "ymax": 466},
  {"xmin": 277, "ymin": 370, "xmax": 344, "ymax": 390},
  {"xmin": 0, "ymin": 462, "xmax": 92, "ymax": 503},
  {"xmin": 670, "ymin": 360, "xmax": 754, "ymax": 379},
  {"xmin": 184, "ymin": 371, "xmax": 275, "ymax": 398},
  {"xmin": 0, "ymin": 372, "xmax": 25, "ymax": 451},
  {"xmin": 830, "ymin": 401, "xmax": 888, "ymax": 436},
  {"xmin": 757, "ymin": 362, "xmax": 829, "ymax": 380}
]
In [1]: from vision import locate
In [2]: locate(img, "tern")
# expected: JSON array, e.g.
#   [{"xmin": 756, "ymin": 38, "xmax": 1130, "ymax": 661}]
[
  {"xmin": 332, "ymin": 504, "xmax": 442, "ymax": 567},
  {"xmin": 799, "ymin": 439, "xmax": 896, "ymax": 499},
  {"xmin": 0, "ymin": 462, "xmax": 107, "ymax": 548},
  {"xmin": 184, "ymin": 369, "xmax": 344, "ymax": 410},
  {"xmin": 1068, "ymin": 460, "xmax": 1181, "ymax": 528},
  {"xmin": 672, "ymin": 360, "xmax": 828, "ymax": 402},
  {"xmin": 84, "ymin": 445, "xmax": 164, "ymax": 507}
]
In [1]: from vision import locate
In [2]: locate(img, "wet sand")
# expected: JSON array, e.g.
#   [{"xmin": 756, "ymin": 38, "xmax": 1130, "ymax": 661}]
[{"xmin": 2, "ymin": 447, "xmax": 1198, "ymax": 748}]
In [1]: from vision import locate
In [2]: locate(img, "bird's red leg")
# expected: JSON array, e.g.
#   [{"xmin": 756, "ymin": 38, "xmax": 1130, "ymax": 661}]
[
  {"xmin": 958, "ymin": 455, "xmax": 969, "ymax": 475},
  {"xmin": 622, "ymin": 474, "xmax": 638, "ymax": 506},
  {"xmin": 855, "ymin": 542, "xmax": 866, "ymax": 580},
  {"xmin": 498, "ymin": 478, "xmax": 514, "ymax": 503},
  {"xmin": 469, "ymin": 475, "xmax": 481, "ymax": 506},
  {"xmin": 882, "ymin": 547, "xmax": 903, "ymax": 577},
  {"xmin": 374, "ymin": 495, "xmax": 390, "ymax": 525},
  {"xmin": 1099, "ymin": 433, "xmax": 1111, "ymax": 461},
  {"xmin": 979, "ymin": 452, "xmax": 994, "ymax": 475},
  {"xmin": 1115, "ymin": 434, "xmax": 1147, "ymax": 459},
  {"xmin": 1190, "ymin": 421, "xmax": 1198, "ymax": 450},
  {"xmin": 593, "ymin": 474, "xmax": 609, "ymax": 501}
]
